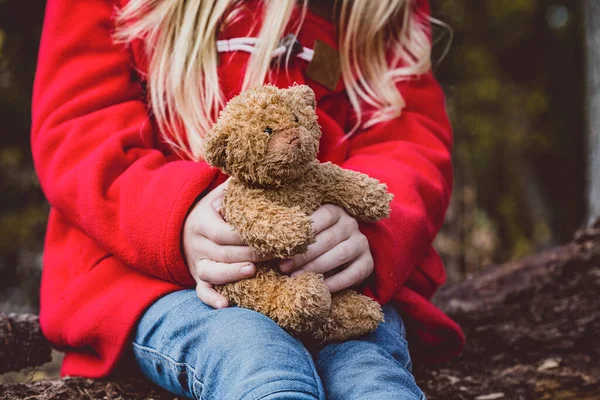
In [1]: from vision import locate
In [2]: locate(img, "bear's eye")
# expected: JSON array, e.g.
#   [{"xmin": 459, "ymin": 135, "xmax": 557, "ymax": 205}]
[
  {"xmin": 264, "ymin": 127, "xmax": 273, "ymax": 135},
  {"xmin": 294, "ymin": 115, "xmax": 299, "ymax": 123}
]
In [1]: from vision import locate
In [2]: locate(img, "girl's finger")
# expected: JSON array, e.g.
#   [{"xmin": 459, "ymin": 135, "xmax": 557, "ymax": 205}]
[
  {"xmin": 291, "ymin": 235, "xmax": 363, "ymax": 276},
  {"xmin": 208, "ymin": 178, "xmax": 231, "ymax": 201},
  {"xmin": 194, "ymin": 259, "xmax": 256, "ymax": 285},
  {"xmin": 209, "ymin": 179, "xmax": 230, "ymax": 214},
  {"xmin": 282, "ymin": 220, "xmax": 354, "ymax": 272},
  {"xmin": 196, "ymin": 236, "xmax": 268, "ymax": 263},
  {"xmin": 310, "ymin": 204, "xmax": 343, "ymax": 234},
  {"xmin": 215, "ymin": 245, "xmax": 269, "ymax": 264},
  {"xmin": 195, "ymin": 280, "xmax": 229, "ymax": 309},
  {"xmin": 195, "ymin": 207, "xmax": 247, "ymax": 246},
  {"xmin": 323, "ymin": 254, "xmax": 374, "ymax": 293}
]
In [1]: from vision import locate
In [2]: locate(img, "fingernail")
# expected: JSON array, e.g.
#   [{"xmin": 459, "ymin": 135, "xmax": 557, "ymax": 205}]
[
  {"xmin": 280, "ymin": 260, "xmax": 294, "ymax": 272},
  {"xmin": 212, "ymin": 199, "xmax": 222, "ymax": 212},
  {"xmin": 240, "ymin": 264, "xmax": 254, "ymax": 276},
  {"xmin": 215, "ymin": 300, "xmax": 224, "ymax": 308}
]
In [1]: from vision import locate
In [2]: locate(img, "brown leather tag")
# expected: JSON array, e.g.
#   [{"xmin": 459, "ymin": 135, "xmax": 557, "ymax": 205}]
[{"xmin": 306, "ymin": 40, "xmax": 341, "ymax": 91}]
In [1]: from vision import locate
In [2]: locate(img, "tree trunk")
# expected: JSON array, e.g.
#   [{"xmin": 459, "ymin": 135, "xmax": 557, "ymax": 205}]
[
  {"xmin": 414, "ymin": 222, "xmax": 600, "ymax": 399},
  {"xmin": 1, "ymin": 224, "xmax": 599, "ymax": 399},
  {"xmin": 585, "ymin": 0, "xmax": 600, "ymax": 226}
]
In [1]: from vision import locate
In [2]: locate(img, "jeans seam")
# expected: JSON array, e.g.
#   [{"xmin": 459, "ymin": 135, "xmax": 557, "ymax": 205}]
[
  {"xmin": 316, "ymin": 344, "xmax": 340, "ymax": 369},
  {"xmin": 254, "ymin": 388, "xmax": 318, "ymax": 400},
  {"xmin": 242, "ymin": 341, "xmax": 322, "ymax": 400},
  {"xmin": 132, "ymin": 342, "xmax": 205, "ymax": 400},
  {"xmin": 299, "ymin": 339, "xmax": 323, "ymax": 400}
]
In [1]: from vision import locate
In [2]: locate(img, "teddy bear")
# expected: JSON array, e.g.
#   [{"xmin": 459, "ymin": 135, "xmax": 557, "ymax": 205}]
[{"xmin": 203, "ymin": 84, "xmax": 393, "ymax": 341}]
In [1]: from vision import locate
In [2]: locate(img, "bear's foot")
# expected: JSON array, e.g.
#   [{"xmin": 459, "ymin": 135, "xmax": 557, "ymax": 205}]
[
  {"xmin": 312, "ymin": 290, "xmax": 384, "ymax": 342},
  {"xmin": 273, "ymin": 272, "xmax": 332, "ymax": 334},
  {"xmin": 217, "ymin": 265, "xmax": 331, "ymax": 334}
]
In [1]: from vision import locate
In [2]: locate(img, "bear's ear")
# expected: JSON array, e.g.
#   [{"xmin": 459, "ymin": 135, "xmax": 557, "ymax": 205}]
[
  {"xmin": 283, "ymin": 84, "xmax": 316, "ymax": 110},
  {"xmin": 203, "ymin": 124, "xmax": 229, "ymax": 169}
]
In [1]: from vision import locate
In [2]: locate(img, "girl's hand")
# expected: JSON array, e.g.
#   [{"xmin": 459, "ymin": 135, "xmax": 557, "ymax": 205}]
[
  {"xmin": 183, "ymin": 180, "xmax": 267, "ymax": 308},
  {"xmin": 279, "ymin": 204, "xmax": 374, "ymax": 293}
]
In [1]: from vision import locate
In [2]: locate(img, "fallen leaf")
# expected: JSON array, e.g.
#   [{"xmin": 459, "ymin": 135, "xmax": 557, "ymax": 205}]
[{"xmin": 475, "ymin": 393, "xmax": 505, "ymax": 400}]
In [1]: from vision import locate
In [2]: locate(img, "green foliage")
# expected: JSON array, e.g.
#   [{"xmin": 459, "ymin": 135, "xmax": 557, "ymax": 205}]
[
  {"xmin": 432, "ymin": 0, "xmax": 585, "ymax": 276},
  {"xmin": 0, "ymin": 148, "xmax": 48, "ymax": 253},
  {"xmin": 0, "ymin": 1, "xmax": 47, "ymax": 311}
]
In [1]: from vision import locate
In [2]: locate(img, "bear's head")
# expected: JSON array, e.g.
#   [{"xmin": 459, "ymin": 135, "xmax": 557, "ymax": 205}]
[{"xmin": 204, "ymin": 84, "xmax": 321, "ymax": 187}]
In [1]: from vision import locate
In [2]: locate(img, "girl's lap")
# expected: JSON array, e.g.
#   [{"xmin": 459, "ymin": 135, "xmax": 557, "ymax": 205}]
[{"xmin": 133, "ymin": 289, "xmax": 424, "ymax": 400}]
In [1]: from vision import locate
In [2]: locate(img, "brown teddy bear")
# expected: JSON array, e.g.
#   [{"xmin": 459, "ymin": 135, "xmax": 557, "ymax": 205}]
[{"xmin": 204, "ymin": 84, "xmax": 393, "ymax": 341}]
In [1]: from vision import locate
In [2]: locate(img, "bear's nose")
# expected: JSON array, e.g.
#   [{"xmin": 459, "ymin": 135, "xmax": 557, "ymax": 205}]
[
  {"xmin": 276, "ymin": 127, "xmax": 301, "ymax": 141},
  {"xmin": 267, "ymin": 127, "xmax": 302, "ymax": 153},
  {"xmin": 278, "ymin": 127, "xmax": 300, "ymax": 139}
]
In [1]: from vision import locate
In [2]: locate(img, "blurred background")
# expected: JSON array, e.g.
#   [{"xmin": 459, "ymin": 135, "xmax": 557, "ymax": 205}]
[{"xmin": 0, "ymin": 0, "xmax": 590, "ymax": 379}]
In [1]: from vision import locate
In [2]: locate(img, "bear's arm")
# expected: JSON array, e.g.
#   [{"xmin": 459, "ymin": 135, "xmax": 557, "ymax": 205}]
[
  {"xmin": 317, "ymin": 162, "xmax": 393, "ymax": 222},
  {"xmin": 222, "ymin": 181, "xmax": 315, "ymax": 258}
]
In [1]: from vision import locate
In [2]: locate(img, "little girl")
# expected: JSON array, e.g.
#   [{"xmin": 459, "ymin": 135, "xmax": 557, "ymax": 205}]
[{"xmin": 32, "ymin": 0, "xmax": 464, "ymax": 398}]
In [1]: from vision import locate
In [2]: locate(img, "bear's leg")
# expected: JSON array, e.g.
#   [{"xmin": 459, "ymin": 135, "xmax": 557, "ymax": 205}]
[
  {"xmin": 312, "ymin": 290, "xmax": 384, "ymax": 342},
  {"xmin": 215, "ymin": 264, "xmax": 332, "ymax": 335}
]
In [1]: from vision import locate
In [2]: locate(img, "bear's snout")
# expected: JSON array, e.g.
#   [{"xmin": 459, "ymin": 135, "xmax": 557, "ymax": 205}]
[{"xmin": 268, "ymin": 127, "xmax": 304, "ymax": 154}]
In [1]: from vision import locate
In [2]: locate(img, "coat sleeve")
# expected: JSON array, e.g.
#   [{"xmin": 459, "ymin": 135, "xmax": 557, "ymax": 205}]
[
  {"xmin": 31, "ymin": 0, "xmax": 215, "ymax": 286},
  {"xmin": 339, "ymin": 0, "xmax": 451, "ymax": 304},
  {"xmin": 343, "ymin": 70, "xmax": 453, "ymax": 304}
]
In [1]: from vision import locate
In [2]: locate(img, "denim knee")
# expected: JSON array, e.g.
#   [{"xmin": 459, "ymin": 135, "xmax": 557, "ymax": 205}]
[
  {"xmin": 201, "ymin": 307, "xmax": 325, "ymax": 400},
  {"xmin": 314, "ymin": 304, "xmax": 425, "ymax": 400},
  {"xmin": 133, "ymin": 290, "xmax": 324, "ymax": 400}
]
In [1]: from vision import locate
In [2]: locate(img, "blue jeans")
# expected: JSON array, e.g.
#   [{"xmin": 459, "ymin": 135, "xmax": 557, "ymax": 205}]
[{"xmin": 132, "ymin": 289, "xmax": 425, "ymax": 399}]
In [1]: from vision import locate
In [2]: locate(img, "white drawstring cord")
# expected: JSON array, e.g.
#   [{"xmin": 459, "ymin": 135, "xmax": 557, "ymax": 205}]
[{"xmin": 216, "ymin": 36, "xmax": 314, "ymax": 62}]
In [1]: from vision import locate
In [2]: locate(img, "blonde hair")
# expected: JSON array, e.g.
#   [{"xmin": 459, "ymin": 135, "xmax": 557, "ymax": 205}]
[{"xmin": 115, "ymin": 0, "xmax": 432, "ymax": 160}]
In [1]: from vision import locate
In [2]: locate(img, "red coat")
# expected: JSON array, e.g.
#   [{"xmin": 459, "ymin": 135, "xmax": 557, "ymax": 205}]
[{"xmin": 32, "ymin": 0, "xmax": 464, "ymax": 377}]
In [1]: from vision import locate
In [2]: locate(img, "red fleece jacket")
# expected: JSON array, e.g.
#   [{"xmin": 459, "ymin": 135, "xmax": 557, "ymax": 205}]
[{"xmin": 32, "ymin": 0, "xmax": 464, "ymax": 377}]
